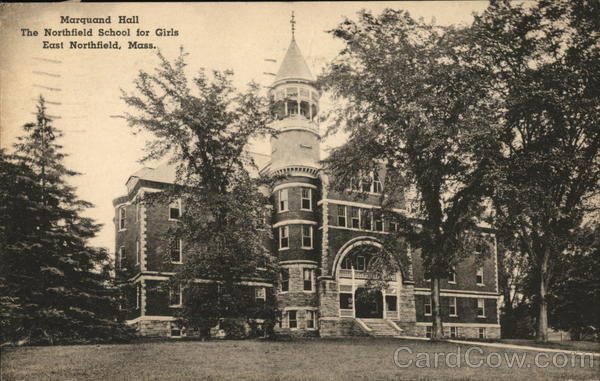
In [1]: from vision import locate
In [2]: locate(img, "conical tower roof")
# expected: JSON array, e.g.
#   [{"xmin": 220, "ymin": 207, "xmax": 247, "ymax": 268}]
[{"xmin": 274, "ymin": 39, "xmax": 314, "ymax": 84}]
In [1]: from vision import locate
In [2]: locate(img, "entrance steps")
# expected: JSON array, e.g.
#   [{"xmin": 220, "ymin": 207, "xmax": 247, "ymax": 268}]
[{"xmin": 356, "ymin": 318, "xmax": 403, "ymax": 337}]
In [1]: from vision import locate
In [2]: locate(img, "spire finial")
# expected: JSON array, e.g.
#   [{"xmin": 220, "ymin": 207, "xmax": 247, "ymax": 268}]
[{"xmin": 290, "ymin": 11, "xmax": 296, "ymax": 40}]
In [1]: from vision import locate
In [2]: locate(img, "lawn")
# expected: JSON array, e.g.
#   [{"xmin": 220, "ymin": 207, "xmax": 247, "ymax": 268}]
[{"xmin": 1, "ymin": 337, "xmax": 598, "ymax": 381}]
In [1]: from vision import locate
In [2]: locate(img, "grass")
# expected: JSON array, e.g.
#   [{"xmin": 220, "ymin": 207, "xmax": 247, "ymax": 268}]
[{"xmin": 1, "ymin": 337, "xmax": 598, "ymax": 381}]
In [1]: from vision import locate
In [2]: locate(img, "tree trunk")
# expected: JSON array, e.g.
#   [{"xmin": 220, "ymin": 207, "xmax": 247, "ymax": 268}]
[
  {"xmin": 431, "ymin": 277, "xmax": 443, "ymax": 340},
  {"xmin": 536, "ymin": 252, "xmax": 549, "ymax": 343}
]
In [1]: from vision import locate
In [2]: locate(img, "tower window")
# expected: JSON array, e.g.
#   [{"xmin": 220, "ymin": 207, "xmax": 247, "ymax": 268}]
[
  {"xmin": 288, "ymin": 310, "xmax": 297, "ymax": 329},
  {"xmin": 118, "ymin": 206, "xmax": 126, "ymax": 230},
  {"xmin": 302, "ymin": 225, "xmax": 313, "ymax": 249},
  {"xmin": 118, "ymin": 246, "xmax": 126, "ymax": 268},
  {"xmin": 279, "ymin": 226, "xmax": 289, "ymax": 249},
  {"xmin": 281, "ymin": 269, "xmax": 289, "ymax": 292},
  {"xmin": 301, "ymin": 188, "xmax": 312, "ymax": 210},
  {"xmin": 278, "ymin": 189, "xmax": 288, "ymax": 212},
  {"xmin": 303, "ymin": 268, "xmax": 314, "ymax": 291},
  {"xmin": 255, "ymin": 287, "xmax": 266, "ymax": 303},
  {"xmin": 305, "ymin": 310, "xmax": 316, "ymax": 329},
  {"xmin": 337, "ymin": 205, "xmax": 346, "ymax": 227}
]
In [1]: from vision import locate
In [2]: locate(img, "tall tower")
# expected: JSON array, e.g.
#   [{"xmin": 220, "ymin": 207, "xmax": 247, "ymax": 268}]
[{"xmin": 270, "ymin": 16, "xmax": 321, "ymax": 335}]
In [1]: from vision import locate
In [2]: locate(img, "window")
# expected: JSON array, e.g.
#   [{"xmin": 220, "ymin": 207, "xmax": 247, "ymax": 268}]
[
  {"xmin": 281, "ymin": 269, "xmax": 289, "ymax": 292},
  {"xmin": 287, "ymin": 100, "xmax": 298, "ymax": 116},
  {"xmin": 337, "ymin": 205, "xmax": 346, "ymax": 227},
  {"xmin": 373, "ymin": 172, "xmax": 383, "ymax": 194},
  {"xmin": 169, "ymin": 199, "xmax": 181, "ymax": 220},
  {"xmin": 278, "ymin": 189, "xmax": 288, "ymax": 212},
  {"xmin": 300, "ymin": 101, "xmax": 310, "ymax": 118},
  {"xmin": 477, "ymin": 298, "xmax": 485, "ymax": 317},
  {"xmin": 305, "ymin": 310, "xmax": 316, "ymax": 329},
  {"xmin": 385, "ymin": 295, "xmax": 397, "ymax": 311},
  {"xmin": 301, "ymin": 188, "xmax": 312, "ymax": 210},
  {"xmin": 119, "ymin": 206, "xmax": 126, "ymax": 230},
  {"xmin": 478, "ymin": 327, "xmax": 486, "ymax": 339},
  {"xmin": 374, "ymin": 214, "xmax": 383, "ymax": 231},
  {"xmin": 135, "ymin": 239, "xmax": 140, "ymax": 264},
  {"xmin": 288, "ymin": 310, "xmax": 297, "ymax": 329},
  {"xmin": 255, "ymin": 287, "xmax": 266, "ymax": 303},
  {"xmin": 136, "ymin": 283, "xmax": 141, "ymax": 309},
  {"xmin": 362, "ymin": 209, "xmax": 372, "ymax": 230},
  {"xmin": 351, "ymin": 207, "xmax": 360, "ymax": 228},
  {"xmin": 302, "ymin": 225, "xmax": 313, "ymax": 249},
  {"xmin": 169, "ymin": 284, "xmax": 182, "ymax": 307},
  {"xmin": 349, "ymin": 177, "xmax": 360, "ymax": 191},
  {"xmin": 171, "ymin": 239, "xmax": 182, "ymax": 263},
  {"xmin": 424, "ymin": 297, "xmax": 432, "ymax": 316},
  {"xmin": 118, "ymin": 246, "xmax": 125, "ymax": 268},
  {"xmin": 389, "ymin": 220, "xmax": 398, "ymax": 232},
  {"xmin": 279, "ymin": 226, "xmax": 289, "ymax": 249},
  {"xmin": 170, "ymin": 323, "xmax": 182, "ymax": 338},
  {"xmin": 303, "ymin": 268, "xmax": 313, "ymax": 291},
  {"xmin": 450, "ymin": 326, "xmax": 459, "ymax": 338},
  {"xmin": 448, "ymin": 268, "xmax": 456, "ymax": 284},
  {"xmin": 341, "ymin": 256, "xmax": 353, "ymax": 269},
  {"xmin": 356, "ymin": 255, "xmax": 366, "ymax": 271},
  {"xmin": 426, "ymin": 326, "xmax": 432, "ymax": 338},
  {"xmin": 476, "ymin": 267, "xmax": 484, "ymax": 285},
  {"xmin": 339, "ymin": 293, "xmax": 353, "ymax": 309},
  {"xmin": 449, "ymin": 297, "xmax": 457, "ymax": 316}
]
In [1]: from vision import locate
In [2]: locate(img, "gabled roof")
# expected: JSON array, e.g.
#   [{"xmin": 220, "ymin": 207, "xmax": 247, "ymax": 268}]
[{"xmin": 274, "ymin": 39, "xmax": 314, "ymax": 84}]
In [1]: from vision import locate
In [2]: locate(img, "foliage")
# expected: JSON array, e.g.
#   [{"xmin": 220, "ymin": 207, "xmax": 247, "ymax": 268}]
[
  {"xmin": 0, "ymin": 97, "xmax": 134, "ymax": 345},
  {"xmin": 471, "ymin": 0, "xmax": 600, "ymax": 341},
  {"xmin": 548, "ymin": 224, "xmax": 600, "ymax": 341},
  {"xmin": 319, "ymin": 9, "xmax": 499, "ymax": 339},
  {"xmin": 121, "ymin": 49, "xmax": 279, "ymax": 337}
]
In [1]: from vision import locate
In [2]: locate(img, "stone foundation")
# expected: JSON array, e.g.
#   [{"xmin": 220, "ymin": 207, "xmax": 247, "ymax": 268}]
[
  {"xmin": 414, "ymin": 324, "xmax": 501, "ymax": 339},
  {"xmin": 319, "ymin": 318, "xmax": 369, "ymax": 337}
]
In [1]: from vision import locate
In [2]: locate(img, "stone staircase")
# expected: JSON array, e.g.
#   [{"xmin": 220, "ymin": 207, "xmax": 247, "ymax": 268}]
[{"xmin": 357, "ymin": 318, "xmax": 403, "ymax": 337}]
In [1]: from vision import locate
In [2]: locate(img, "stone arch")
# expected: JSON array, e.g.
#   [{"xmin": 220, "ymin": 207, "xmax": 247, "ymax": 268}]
[{"xmin": 332, "ymin": 236, "xmax": 408, "ymax": 282}]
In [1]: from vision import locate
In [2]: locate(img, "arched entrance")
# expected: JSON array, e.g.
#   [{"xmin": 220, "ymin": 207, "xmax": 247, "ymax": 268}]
[{"xmin": 355, "ymin": 288, "xmax": 383, "ymax": 318}]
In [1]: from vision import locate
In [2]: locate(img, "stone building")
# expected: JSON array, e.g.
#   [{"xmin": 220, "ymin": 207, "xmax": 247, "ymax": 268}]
[{"xmin": 113, "ymin": 33, "xmax": 501, "ymax": 340}]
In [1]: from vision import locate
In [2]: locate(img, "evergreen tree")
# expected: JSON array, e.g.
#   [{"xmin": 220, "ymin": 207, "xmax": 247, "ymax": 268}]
[
  {"xmin": 0, "ymin": 97, "xmax": 133, "ymax": 345},
  {"xmin": 318, "ymin": 10, "xmax": 499, "ymax": 340},
  {"xmin": 121, "ymin": 50, "xmax": 279, "ymax": 338}
]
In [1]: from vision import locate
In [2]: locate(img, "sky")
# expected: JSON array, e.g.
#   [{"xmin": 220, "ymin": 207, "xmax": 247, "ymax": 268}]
[{"xmin": 0, "ymin": 1, "xmax": 490, "ymax": 251}]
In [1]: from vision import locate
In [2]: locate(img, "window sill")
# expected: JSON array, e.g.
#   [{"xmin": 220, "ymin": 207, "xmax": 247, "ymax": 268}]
[
  {"xmin": 448, "ymin": 281, "xmax": 457, "ymax": 284},
  {"xmin": 449, "ymin": 314, "xmax": 458, "ymax": 318},
  {"xmin": 171, "ymin": 261, "xmax": 183, "ymax": 265},
  {"xmin": 477, "ymin": 283, "xmax": 485, "ymax": 287},
  {"xmin": 168, "ymin": 218, "xmax": 180, "ymax": 222},
  {"xmin": 301, "ymin": 247, "xmax": 313, "ymax": 250},
  {"xmin": 300, "ymin": 208, "xmax": 313, "ymax": 212},
  {"xmin": 424, "ymin": 313, "xmax": 432, "ymax": 317},
  {"xmin": 477, "ymin": 315, "xmax": 486, "ymax": 318},
  {"xmin": 302, "ymin": 290, "xmax": 315, "ymax": 294},
  {"xmin": 169, "ymin": 305, "xmax": 183, "ymax": 308},
  {"xmin": 278, "ymin": 210, "xmax": 289, "ymax": 214},
  {"xmin": 118, "ymin": 228, "xmax": 127, "ymax": 232},
  {"xmin": 278, "ymin": 247, "xmax": 289, "ymax": 251}
]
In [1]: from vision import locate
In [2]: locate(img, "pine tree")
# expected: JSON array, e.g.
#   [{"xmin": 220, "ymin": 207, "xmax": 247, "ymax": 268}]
[{"xmin": 0, "ymin": 96, "xmax": 133, "ymax": 345}]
